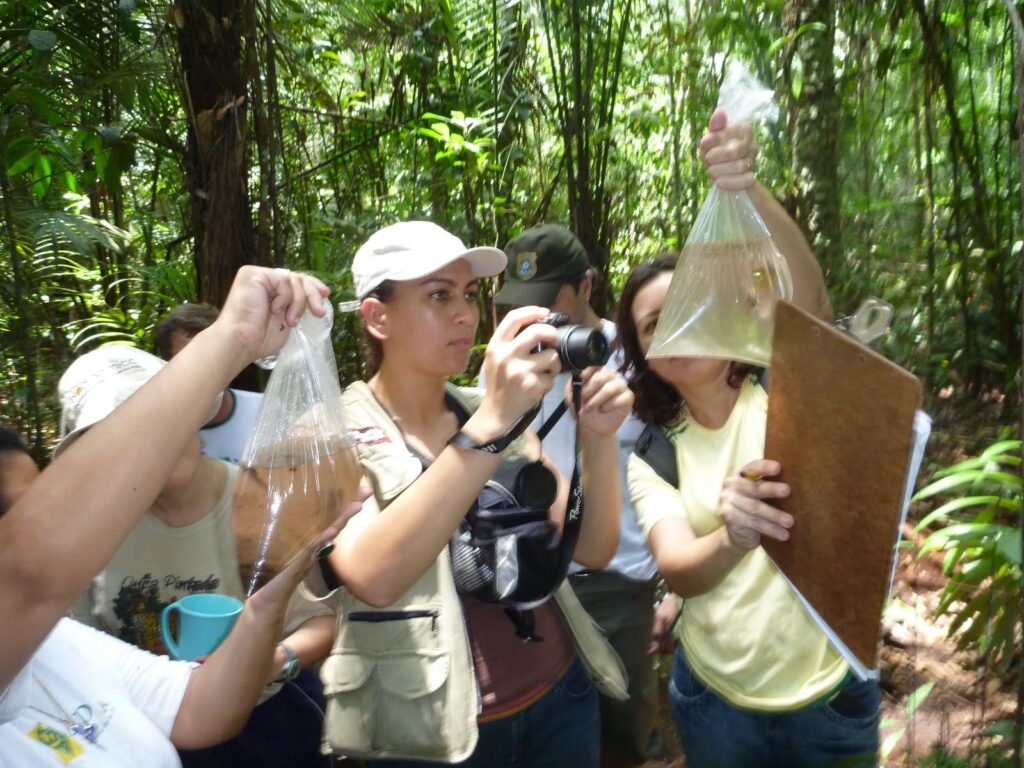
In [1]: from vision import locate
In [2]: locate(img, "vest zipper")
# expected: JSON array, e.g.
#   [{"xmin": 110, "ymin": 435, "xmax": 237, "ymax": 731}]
[{"xmin": 348, "ymin": 609, "xmax": 439, "ymax": 633}]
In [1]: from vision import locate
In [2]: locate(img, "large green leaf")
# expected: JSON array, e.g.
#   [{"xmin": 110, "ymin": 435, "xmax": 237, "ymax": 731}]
[
  {"xmin": 913, "ymin": 469, "xmax": 1022, "ymax": 500},
  {"xmin": 914, "ymin": 495, "xmax": 1018, "ymax": 531}
]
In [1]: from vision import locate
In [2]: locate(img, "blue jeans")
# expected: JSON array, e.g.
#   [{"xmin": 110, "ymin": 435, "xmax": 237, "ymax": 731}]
[
  {"xmin": 368, "ymin": 657, "xmax": 599, "ymax": 768},
  {"xmin": 669, "ymin": 647, "xmax": 880, "ymax": 768}
]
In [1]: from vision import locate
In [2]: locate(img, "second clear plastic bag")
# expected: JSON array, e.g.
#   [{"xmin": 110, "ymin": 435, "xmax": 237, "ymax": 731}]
[
  {"xmin": 232, "ymin": 302, "xmax": 362, "ymax": 595},
  {"xmin": 647, "ymin": 60, "xmax": 793, "ymax": 367}
]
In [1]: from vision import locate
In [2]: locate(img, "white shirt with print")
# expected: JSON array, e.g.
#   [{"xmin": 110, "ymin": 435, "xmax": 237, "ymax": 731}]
[{"xmin": 0, "ymin": 618, "xmax": 192, "ymax": 767}]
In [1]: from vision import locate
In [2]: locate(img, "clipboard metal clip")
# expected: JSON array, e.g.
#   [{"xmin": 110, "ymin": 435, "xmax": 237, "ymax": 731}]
[{"xmin": 833, "ymin": 297, "xmax": 893, "ymax": 345}]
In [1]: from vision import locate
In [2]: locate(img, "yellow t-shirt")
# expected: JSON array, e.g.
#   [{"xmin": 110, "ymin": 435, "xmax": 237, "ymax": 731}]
[{"xmin": 627, "ymin": 378, "xmax": 847, "ymax": 711}]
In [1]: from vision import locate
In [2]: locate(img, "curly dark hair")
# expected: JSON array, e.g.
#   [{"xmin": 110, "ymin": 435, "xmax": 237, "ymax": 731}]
[{"xmin": 615, "ymin": 256, "xmax": 759, "ymax": 426}]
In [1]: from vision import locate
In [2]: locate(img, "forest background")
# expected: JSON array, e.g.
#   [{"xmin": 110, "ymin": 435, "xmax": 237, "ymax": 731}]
[{"xmin": 1, "ymin": 0, "xmax": 1022, "ymax": 765}]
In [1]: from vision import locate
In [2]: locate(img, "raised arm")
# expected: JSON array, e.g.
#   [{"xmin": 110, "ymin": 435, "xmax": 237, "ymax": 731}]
[
  {"xmin": 747, "ymin": 183, "xmax": 832, "ymax": 320},
  {"xmin": 700, "ymin": 108, "xmax": 833, "ymax": 321},
  {"xmin": 327, "ymin": 307, "xmax": 564, "ymax": 607},
  {"xmin": 0, "ymin": 266, "xmax": 329, "ymax": 690},
  {"xmin": 550, "ymin": 366, "xmax": 631, "ymax": 568}
]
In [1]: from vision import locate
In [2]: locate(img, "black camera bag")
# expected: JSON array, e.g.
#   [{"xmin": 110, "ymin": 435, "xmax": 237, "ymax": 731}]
[{"xmin": 441, "ymin": 382, "xmax": 585, "ymax": 639}]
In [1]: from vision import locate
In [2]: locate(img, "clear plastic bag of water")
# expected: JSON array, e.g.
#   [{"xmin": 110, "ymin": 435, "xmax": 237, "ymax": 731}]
[
  {"xmin": 647, "ymin": 60, "xmax": 793, "ymax": 367},
  {"xmin": 232, "ymin": 302, "xmax": 362, "ymax": 594}
]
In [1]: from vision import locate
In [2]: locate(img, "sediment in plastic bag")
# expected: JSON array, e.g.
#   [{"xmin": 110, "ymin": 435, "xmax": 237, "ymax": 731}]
[
  {"xmin": 647, "ymin": 238, "xmax": 790, "ymax": 366},
  {"xmin": 233, "ymin": 441, "xmax": 361, "ymax": 594}
]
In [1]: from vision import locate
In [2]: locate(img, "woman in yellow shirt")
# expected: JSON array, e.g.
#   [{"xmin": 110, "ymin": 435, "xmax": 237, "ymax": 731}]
[{"xmin": 612, "ymin": 111, "xmax": 880, "ymax": 768}]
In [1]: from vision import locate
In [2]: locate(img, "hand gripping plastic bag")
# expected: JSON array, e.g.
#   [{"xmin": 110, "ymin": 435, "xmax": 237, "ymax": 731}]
[
  {"xmin": 647, "ymin": 60, "xmax": 793, "ymax": 367},
  {"xmin": 232, "ymin": 302, "xmax": 362, "ymax": 595}
]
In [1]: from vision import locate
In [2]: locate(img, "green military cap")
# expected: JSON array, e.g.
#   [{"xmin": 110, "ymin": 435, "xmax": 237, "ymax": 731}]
[{"xmin": 494, "ymin": 224, "xmax": 591, "ymax": 306}]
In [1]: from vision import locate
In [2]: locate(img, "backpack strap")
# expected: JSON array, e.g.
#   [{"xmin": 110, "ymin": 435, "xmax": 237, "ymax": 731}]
[{"xmin": 633, "ymin": 422, "xmax": 678, "ymax": 488}]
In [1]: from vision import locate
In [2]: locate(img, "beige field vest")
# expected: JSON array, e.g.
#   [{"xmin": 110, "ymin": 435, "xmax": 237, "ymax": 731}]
[{"xmin": 318, "ymin": 381, "xmax": 627, "ymax": 763}]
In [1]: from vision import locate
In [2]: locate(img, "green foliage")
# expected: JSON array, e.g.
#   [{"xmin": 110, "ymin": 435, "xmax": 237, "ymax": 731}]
[
  {"xmin": 880, "ymin": 682, "xmax": 935, "ymax": 762},
  {"xmin": 914, "ymin": 439, "xmax": 1022, "ymax": 673},
  {"xmin": 0, "ymin": 0, "xmax": 1020, "ymax": 445}
]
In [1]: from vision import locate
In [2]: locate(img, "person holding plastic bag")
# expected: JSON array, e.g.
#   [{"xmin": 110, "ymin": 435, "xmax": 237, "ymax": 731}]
[
  {"xmin": 649, "ymin": 61, "xmax": 831, "ymax": 369},
  {"xmin": 60, "ymin": 343, "xmax": 338, "ymax": 768},
  {"xmin": 616, "ymin": 106, "xmax": 880, "ymax": 765},
  {"xmin": 0, "ymin": 267, "xmax": 362, "ymax": 767},
  {"xmin": 317, "ymin": 221, "xmax": 632, "ymax": 767}
]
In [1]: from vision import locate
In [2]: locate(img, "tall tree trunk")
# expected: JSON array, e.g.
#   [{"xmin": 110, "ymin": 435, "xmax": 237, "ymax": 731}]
[
  {"xmin": 245, "ymin": 0, "xmax": 271, "ymax": 268},
  {"xmin": 661, "ymin": 0, "xmax": 685, "ymax": 248},
  {"xmin": 0, "ymin": 165, "xmax": 43, "ymax": 461},
  {"xmin": 176, "ymin": 0, "xmax": 260, "ymax": 307},
  {"xmin": 921, "ymin": 72, "xmax": 938, "ymax": 389},
  {"xmin": 782, "ymin": 0, "xmax": 841, "ymax": 282},
  {"xmin": 538, "ymin": 0, "xmax": 633, "ymax": 316}
]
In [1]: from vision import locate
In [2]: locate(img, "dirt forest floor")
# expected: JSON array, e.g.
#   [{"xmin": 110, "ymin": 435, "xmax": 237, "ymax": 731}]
[{"xmin": 634, "ymin": 393, "xmax": 1021, "ymax": 768}]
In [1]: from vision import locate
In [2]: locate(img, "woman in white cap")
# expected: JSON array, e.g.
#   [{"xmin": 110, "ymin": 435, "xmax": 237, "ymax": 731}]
[
  {"xmin": 319, "ymin": 221, "xmax": 633, "ymax": 767},
  {"xmin": 0, "ymin": 267, "xmax": 360, "ymax": 767}
]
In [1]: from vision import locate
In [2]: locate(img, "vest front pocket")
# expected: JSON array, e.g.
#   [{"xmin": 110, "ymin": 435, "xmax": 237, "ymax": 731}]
[
  {"xmin": 376, "ymin": 652, "xmax": 451, "ymax": 752},
  {"xmin": 321, "ymin": 652, "xmax": 378, "ymax": 754},
  {"xmin": 322, "ymin": 649, "xmax": 452, "ymax": 758},
  {"xmin": 322, "ymin": 605, "xmax": 455, "ymax": 759}
]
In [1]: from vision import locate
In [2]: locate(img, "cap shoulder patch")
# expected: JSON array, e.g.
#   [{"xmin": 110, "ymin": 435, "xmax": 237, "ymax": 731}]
[{"xmin": 514, "ymin": 252, "xmax": 539, "ymax": 280}]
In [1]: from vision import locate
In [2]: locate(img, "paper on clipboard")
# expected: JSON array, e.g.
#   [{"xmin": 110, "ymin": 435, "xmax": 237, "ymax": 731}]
[{"xmin": 762, "ymin": 301, "xmax": 928, "ymax": 679}]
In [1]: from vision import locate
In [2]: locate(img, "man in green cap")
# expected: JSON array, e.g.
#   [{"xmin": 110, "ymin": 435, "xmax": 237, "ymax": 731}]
[{"xmin": 491, "ymin": 224, "xmax": 678, "ymax": 768}]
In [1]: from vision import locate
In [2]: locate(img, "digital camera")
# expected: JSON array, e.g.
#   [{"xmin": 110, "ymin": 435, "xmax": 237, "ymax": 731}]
[{"xmin": 533, "ymin": 312, "xmax": 610, "ymax": 372}]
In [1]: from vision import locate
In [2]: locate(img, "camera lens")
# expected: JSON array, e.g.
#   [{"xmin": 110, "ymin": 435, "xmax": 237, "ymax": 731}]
[
  {"xmin": 513, "ymin": 461, "xmax": 558, "ymax": 510},
  {"xmin": 559, "ymin": 326, "xmax": 609, "ymax": 370},
  {"xmin": 585, "ymin": 333, "xmax": 607, "ymax": 365}
]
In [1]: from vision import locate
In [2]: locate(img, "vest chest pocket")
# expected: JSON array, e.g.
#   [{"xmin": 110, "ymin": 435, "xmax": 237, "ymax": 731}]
[{"xmin": 353, "ymin": 439, "xmax": 422, "ymax": 504}]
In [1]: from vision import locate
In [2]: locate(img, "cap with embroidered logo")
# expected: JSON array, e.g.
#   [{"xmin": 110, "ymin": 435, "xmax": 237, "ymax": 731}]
[
  {"xmin": 350, "ymin": 221, "xmax": 506, "ymax": 301},
  {"xmin": 494, "ymin": 224, "xmax": 591, "ymax": 307}
]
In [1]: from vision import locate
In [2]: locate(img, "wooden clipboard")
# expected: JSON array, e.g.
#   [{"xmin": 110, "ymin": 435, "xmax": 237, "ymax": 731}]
[{"xmin": 762, "ymin": 300, "xmax": 922, "ymax": 671}]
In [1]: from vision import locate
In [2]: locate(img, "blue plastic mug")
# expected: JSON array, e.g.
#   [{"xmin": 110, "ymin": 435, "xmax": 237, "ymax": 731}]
[{"xmin": 160, "ymin": 593, "xmax": 243, "ymax": 661}]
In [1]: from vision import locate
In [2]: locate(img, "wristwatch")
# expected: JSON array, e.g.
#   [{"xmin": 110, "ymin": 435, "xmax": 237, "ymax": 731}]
[{"xmin": 275, "ymin": 643, "xmax": 300, "ymax": 683}]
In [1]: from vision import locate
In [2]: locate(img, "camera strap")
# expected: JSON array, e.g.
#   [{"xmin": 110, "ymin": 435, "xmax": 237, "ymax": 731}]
[
  {"xmin": 549, "ymin": 372, "xmax": 585, "ymax": 588},
  {"xmin": 535, "ymin": 400, "xmax": 567, "ymax": 441}
]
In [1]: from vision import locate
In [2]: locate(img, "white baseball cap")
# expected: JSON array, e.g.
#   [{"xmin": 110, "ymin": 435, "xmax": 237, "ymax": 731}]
[
  {"xmin": 351, "ymin": 221, "xmax": 507, "ymax": 300},
  {"xmin": 54, "ymin": 344, "xmax": 220, "ymax": 458}
]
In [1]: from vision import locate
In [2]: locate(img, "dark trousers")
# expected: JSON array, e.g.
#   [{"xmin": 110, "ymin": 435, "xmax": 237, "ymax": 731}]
[
  {"xmin": 568, "ymin": 571, "xmax": 660, "ymax": 765},
  {"xmin": 670, "ymin": 647, "xmax": 880, "ymax": 768},
  {"xmin": 179, "ymin": 667, "xmax": 330, "ymax": 768}
]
